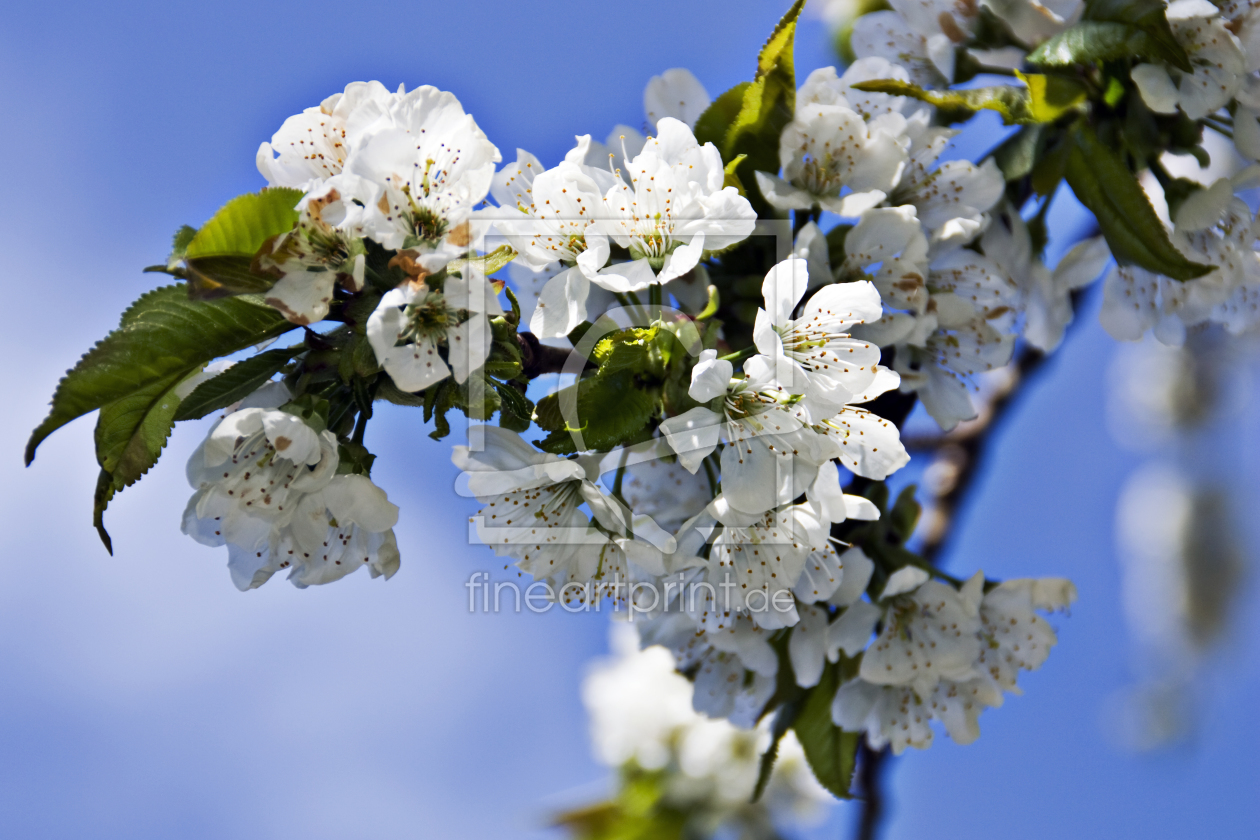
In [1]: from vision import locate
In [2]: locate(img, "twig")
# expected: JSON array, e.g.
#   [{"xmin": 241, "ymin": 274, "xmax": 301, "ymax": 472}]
[{"xmin": 855, "ymin": 742, "xmax": 890, "ymax": 840}]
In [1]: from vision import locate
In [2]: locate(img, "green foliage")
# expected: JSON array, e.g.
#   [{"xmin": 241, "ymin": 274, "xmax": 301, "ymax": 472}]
[
  {"xmin": 26, "ymin": 284, "xmax": 295, "ymax": 549},
  {"xmin": 1064, "ymin": 123, "xmax": 1213, "ymax": 280},
  {"xmin": 852, "ymin": 76, "xmax": 1086, "ymax": 126},
  {"xmin": 27, "ymin": 285, "xmax": 294, "ymax": 466},
  {"xmin": 493, "ymin": 380, "xmax": 534, "ymax": 432},
  {"xmin": 1028, "ymin": 20, "xmax": 1178, "ymax": 67},
  {"xmin": 174, "ymin": 346, "xmax": 300, "ymax": 421},
  {"xmin": 693, "ymin": 0, "xmax": 804, "ymax": 205},
  {"xmin": 92, "ymin": 371, "xmax": 187, "ymax": 552},
  {"xmin": 792, "ymin": 660, "xmax": 860, "ymax": 799},
  {"xmin": 180, "ymin": 188, "xmax": 303, "ymax": 299},
  {"xmin": 1083, "ymin": 0, "xmax": 1191, "ymax": 71},
  {"xmin": 553, "ymin": 766, "xmax": 689, "ymax": 840},
  {"xmin": 535, "ymin": 370, "xmax": 658, "ymax": 454}
]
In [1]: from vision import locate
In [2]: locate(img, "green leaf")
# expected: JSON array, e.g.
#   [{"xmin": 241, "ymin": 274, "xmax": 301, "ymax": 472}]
[
  {"xmin": 990, "ymin": 124, "xmax": 1045, "ymax": 182},
  {"xmin": 851, "ymin": 77, "xmax": 1084, "ymax": 126},
  {"xmin": 91, "ymin": 371, "xmax": 186, "ymax": 551},
  {"xmin": 173, "ymin": 346, "xmax": 300, "ymax": 421},
  {"xmin": 27, "ymin": 284, "xmax": 295, "ymax": 466},
  {"xmin": 693, "ymin": 82, "xmax": 750, "ymax": 150},
  {"xmin": 182, "ymin": 188, "xmax": 303, "ymax": 299},
  {"xmin": 534, "ymin": 369, "xmax": 658, "ymax": 454},
  {"xmin": 184, "ymin": 256, "xmax": 276, "ymax": 299},
  {"xmin": 493, "ymin": 380, "xmax": 534, "ymax": 432},
  {"xmin": 1028, "ymin": 21, "xmax": 1171, "ymax": 67},
  {"xmin": 752, "ymin": 697, "xmax": 803, "ymax": 803},
  {"xmin": 1064, "ymin": 123, "xmax": 1213, "ymax": 280},
  {"xmin": 792, "ymin": 661, "xmax": 859, "ymax": 799},
  {"xmin": 184, "ymin": 188, "xmax": 303, "ymax": 261},
  {"xmin": 888, "ymin": 484, "xmax": 922, "ymax": 542},
  {"xmin": 1084, "ymin": 0, "xmax": 1191, "ymax": 72}
]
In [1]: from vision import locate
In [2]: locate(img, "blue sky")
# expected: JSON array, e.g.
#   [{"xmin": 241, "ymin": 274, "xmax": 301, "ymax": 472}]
[{"xmin": 2, "ymin": 1, "xmax": 1256, "ymax": 837}]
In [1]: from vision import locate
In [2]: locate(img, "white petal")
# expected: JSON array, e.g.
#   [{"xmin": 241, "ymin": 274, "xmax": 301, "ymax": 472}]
[{"xmin": 530, "ymin": 266, "xmax": 590, "ymax": 338}]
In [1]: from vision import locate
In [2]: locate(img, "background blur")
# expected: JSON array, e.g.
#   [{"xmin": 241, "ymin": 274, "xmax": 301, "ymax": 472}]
[{"xmin": 1, "ymin": 1, "xmax": 1256, "ymax": 837}]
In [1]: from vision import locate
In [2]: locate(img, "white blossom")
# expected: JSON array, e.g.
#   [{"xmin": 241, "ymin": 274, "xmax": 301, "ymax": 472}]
[
  {"xmin": 1132, "ymin": 0, "xmax": 1246, "ymax": 120},
  {"xmin": 597, "ymin": 118, "xmax": 756, "ymax": 291},
  {"xmin": 256, "ymin": 80, "xmax": 400, "ymax": 190},
  {"xmin": 755, "ymin": 63, "xmax": 912, "ymax": 215},
  {"xmin": 366, "ymin": 266, "xmax": 503, "ymax": 393},
  {"xmin": 752, "ymin": 256, "xmax": 888, "ymax": 414},
  {"xmin": 488, "ymin": 136, "xmax": 620, "ymax": 337},
  {"xmin": 343, "ymin": 86, "xmax": 501, "ymax": 271}
]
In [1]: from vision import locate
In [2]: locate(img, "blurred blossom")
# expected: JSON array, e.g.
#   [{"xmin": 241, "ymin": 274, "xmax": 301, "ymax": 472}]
[
  {"xmin": 1106, "ymin": 328, "xmax": 1252, "ymax": 747},
  {"xmin": 560, "ymin": 623, "xmax": 830, "ymax": 839}
]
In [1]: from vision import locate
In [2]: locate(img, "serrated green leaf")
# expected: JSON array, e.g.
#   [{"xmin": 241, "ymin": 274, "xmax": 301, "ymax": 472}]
[
  {"xmin": 27, "ymin": 284, "xmax": 295, "ymax": 466},
  {"xmin": 1064, "ymin": 123, "xmax": 1213, "ymax": 280},
  {"xmin": 792, "ymin": 661, "xmax": 859, "ymax": 799},
  {"xmin": 170, "ymin": 225, "xmax": 198, "ymax": 262},
  {"xmin": 851, "ymin": 77, "xmax": 1084, "ymax": 126},
  {"xmin": 174, "ymin": 347, "xmax": 299, "ymax": 421},
  {"xmin": 990, "ymin": 124, "xmax": 1044, "ymax": 182},
  {"xmin": 184, "ymin": 255, "xmax": 276, "ymax": 299},
  {"xmin": 182, "ymin": 188, "xmax": 303, "ymax": 299},
  {"xmin": 1084, "ymin": 0, "xmax": 1191, "ymax": 72},
  {"xmin": 91, "ymin": 371, "xmax": 186, "ymax": 551}
]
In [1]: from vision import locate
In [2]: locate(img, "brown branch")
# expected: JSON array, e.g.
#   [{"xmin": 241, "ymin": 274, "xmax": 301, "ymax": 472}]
[{"xmin": 517, "ymin": 331, "xmax": 591, "ymax": 379}]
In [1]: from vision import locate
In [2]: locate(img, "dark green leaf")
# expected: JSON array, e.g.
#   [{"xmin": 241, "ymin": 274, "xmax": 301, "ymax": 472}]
[
  {"xmin": 90, "ymin": 371, "xmax": 187, "ymax": 551},
  {"xmin": 1084, "ymin": 0, "xmax": 1191, "ymax": 72},
  {"xmin": 493, "ymin": 380, "xmax": 534, "ymax": 432},
  {"xmin": 173, "ymin": 347, "xmax": 299, "ymax": 421},
  {"xmin": 792, "ymin": 661, "xmax": 859, "ymax": 799},
  {"xmin": 752, "ymin": 697, "xmax": 803, "ymax": 803},
  {"xmin": 888, "ymin": 484, "xmax": 921, "ymax": 542},
  {"xmin": 185, "ymin": 255, "xmax": 276, "ymax": 299},
  {"xmin": 1028, "ymin": 21, "xmax": 1170, "ymax": 67},
  {"xmin": 1064, "ymin": 123, "xmax": 1213, "ymax": 280},
  {"xmin": 991, "ymin": 125, "xmax": 1045, "ymax": 182},
  {"xmin": 27, "ymin": 284, "xmax": 295, "ymax": 465}
]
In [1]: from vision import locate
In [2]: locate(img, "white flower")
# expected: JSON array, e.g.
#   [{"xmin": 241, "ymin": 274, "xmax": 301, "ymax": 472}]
[
  {"xmin": 231, "ymin": 474, "xmax": 401, "ymax": 591},
  {"xmin": 256, "ymin": 80, "xmax": 399, "ymax": 190},
  {"xmin": 755, "ymin": 66, "xmax": 911, "ymax": 215},
  {"xmin": 488, "ymin": 136, "xmax": 619, "ymax": 337},
  {"xmin": 1132, "ymin": 1, "xmax": 1246, "ymax": 120},
  {"xmin": 453, "ymin": 427, "xmax": 668, "ymax": 590},
  {"xmin": 888, "ymin": 118, "xmax": 1005, "ymax": 251},
  {"xmin": 752, "ymin": 256, "xmax": 889, "ymax": 413},
  {"xmin": 640, "ymin": 610, "xmax": 779, "ymax": 724},
  {"xmin": 1099, "ymin": 182, "xmax": 1260, "ymax": 344},
  {"xmin": 644, "ymin": 68, "xmax": 711, "ymax": 129},
  {"xmin": 597, "ymin": 118, "xmax": 756, "ymax": 291},
  {"xmin": 981, "ymin": 204, "xmax": 1111, "ymax": 351},
  {"xmin": 851, "ymin": 0, "xmax": 980, "ymax": 86},
  {"xmin": 344, "ymin": 86, "xmax": 501, "ymax": 270},
  {"xmin": 660, "ymin": 351, "xmax": 905, "ymax": 516},
  {"xmin": 837, "ymin": 206, "xmax": 931, "ymax": 314},
  {"xmin": 504, "ymin": 261, "xmax": 616, "ymax": 346},
  {"xmin": 620, "ymin": 457, "xmax": 714, "ymax": 534},
  {"xmin": 256, "ymin": 184, "xmax": 369, "ymax": 325},
  {"xmin": 858, "ymin": 576, "xmax": 983, "ymax": 696},
  {"xmin": 366, "ymin": 266, "xmax": 503, "ymax": 393},
  {"xmin": 182, "ymin": 405, "xmax": 400, "ymax": 592},
  {"xmin": 831, "ymin": 572, "xmax": 1075, "ymax": 753}
]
